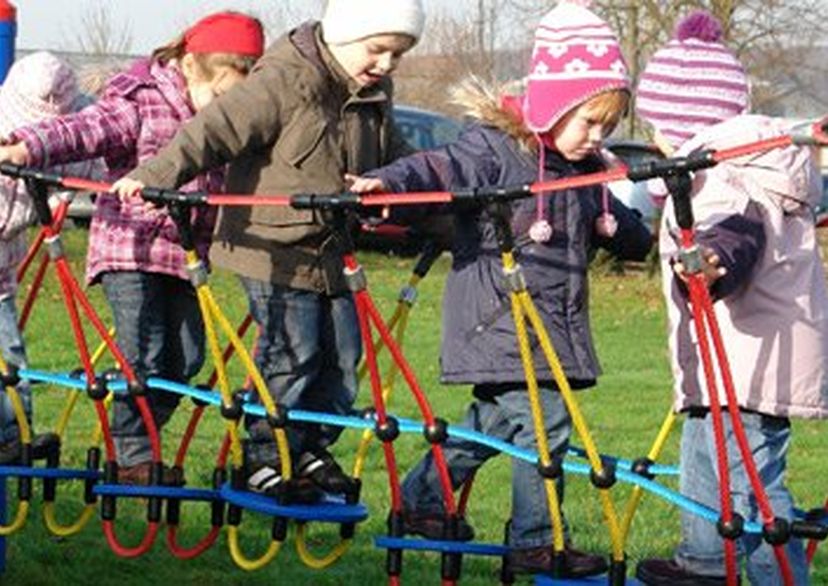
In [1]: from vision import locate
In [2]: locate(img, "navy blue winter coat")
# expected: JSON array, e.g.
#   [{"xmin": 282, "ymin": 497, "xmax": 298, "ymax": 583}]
[{"xmin": 371, "ymin": 123, "xmax": 652, "ymax": 388}]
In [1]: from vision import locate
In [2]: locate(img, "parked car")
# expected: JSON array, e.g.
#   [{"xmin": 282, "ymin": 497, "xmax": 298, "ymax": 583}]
[{"xmin": 604, "ymin": 139, "xmax": 664, "ymax": 234}]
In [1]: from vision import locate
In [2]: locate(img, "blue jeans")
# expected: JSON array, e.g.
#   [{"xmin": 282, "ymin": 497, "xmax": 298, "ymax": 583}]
[
  {"xmin": 101, "ymin": 272, "xmax": 205, "ymax": 467},
  {"xmin": 402, "ymin": 384, "xmax": 573, "ymax": 548},
  {"xmin": 0, "ymin": 295, "xmax": 30, "ymax": 442},
  {"xmin": 240, "ymin": 277, "xmax": 361, "ymax": 465},
  {"xmin": 676, "ymin": 411, "xmax": 809, "ymax": 585}
]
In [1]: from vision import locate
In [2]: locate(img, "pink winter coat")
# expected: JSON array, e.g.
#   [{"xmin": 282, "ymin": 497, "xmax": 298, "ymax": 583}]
[{"xmin": 660, "ymin": 115, "xmax": 828, "ymax": 419}]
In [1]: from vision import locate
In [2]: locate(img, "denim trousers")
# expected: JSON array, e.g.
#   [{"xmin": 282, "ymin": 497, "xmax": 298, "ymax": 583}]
[
  {"xmin": 239, "ymin": 277, "xmax": 361, "ymax": 466},
  {"xmin": 101, "ymin": 272, "xmax": 205, "ymax": 467},
  {"xmin": 0, "ymin": 295, "xmax": 30, "ymax": 442},
  {"xmin": 676, "ymin": 411, "xmax": 809, "ymax": 585},
  {"xmin": 402, "ymin": 385, "xmax": 573, "ymax": 548}
]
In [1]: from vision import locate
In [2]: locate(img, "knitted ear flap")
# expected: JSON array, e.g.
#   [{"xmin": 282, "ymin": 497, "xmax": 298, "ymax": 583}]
[
  {"xmin": 595, "ymin": 184, "xmax": 618, "ymax": 238},
  {"xmin": 529, "ymin": 135, "xmax": 553, "ymax": 243}
]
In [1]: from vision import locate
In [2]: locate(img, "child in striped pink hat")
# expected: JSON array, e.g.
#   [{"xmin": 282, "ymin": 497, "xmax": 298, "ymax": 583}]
[{"xmin": 636, "ymin": 10, "xmax": 750, "ymax": 153}]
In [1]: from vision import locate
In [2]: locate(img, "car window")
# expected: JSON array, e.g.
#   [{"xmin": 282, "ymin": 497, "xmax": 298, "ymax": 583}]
[{"xmin": 394, "ymin": 107, "xmax": 461, "ymax": 151}]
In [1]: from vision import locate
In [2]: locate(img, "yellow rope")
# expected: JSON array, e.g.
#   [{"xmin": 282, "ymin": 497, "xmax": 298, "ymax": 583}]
[
  {"xmin": 508, "ymin": 286, "xmax": 566, "ymax": 552},
  {"xmin": 227, "ymin": 525, "xmax": 283, "ymax": 570},
  {"xmin": 0, "ymin": 358, "xmax": 34, "ymax": 534},
  {"xmin": 295, "ymin": 523, "xmax": 352, "ymax": 569},
  {"xmin": 516, "ymin": 289, "xmax": 625, "ymax": 561},
  {"xmin": 43, "ymin": 502, "xmax": 96, "ymax": 537},
  {"xmin": 0, "ymin": 501, "xmax": 29, "ymax": 535},
  {"xmin": 620, "ymin": 408, "xmax": 676, "ymax": 541}
]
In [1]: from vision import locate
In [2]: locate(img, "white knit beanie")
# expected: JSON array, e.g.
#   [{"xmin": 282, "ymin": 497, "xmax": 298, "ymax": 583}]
[{"xmin": 322, "ymin": 0, "xmax": 425, "ymax": 45}]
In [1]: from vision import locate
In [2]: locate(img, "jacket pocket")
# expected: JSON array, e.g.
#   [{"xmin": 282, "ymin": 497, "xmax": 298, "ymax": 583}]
[{"xmin": 274, "ymin": 116, "xmax": 328, "ymax": 169}]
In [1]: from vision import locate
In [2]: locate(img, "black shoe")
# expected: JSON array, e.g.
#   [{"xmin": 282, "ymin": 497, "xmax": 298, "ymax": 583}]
[
  {"xmin": 0, "ymin": 432, "xmax": 63, "ymax": 465},
  {"xmin": 246, "ymin": 462, "xmax": 322, "ymax": 505},
  {"xmin": 401, "ymin": 510, "xmax": 475, "ymax": 541},
  {"xmin": 296, "ymin": 449, "xmax": 360, "ymax": 496},
  {"xmin": 636, "ymin": 558, "xmax": 734, "ymax": 586},
  {"xmin": 507, "ymin": 545, "xmax": 608, "ymax": 578}
]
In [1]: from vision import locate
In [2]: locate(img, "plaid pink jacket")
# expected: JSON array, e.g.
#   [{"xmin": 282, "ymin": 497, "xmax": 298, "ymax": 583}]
[{"xmin": 13, "ymin": 58, "xmax": 221, "ymax": 285}]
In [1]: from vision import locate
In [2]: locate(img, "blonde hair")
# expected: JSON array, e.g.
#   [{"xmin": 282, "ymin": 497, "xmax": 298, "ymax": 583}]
[
  {"xmin": 574, "ymin": 90, "xmax": 630, "ymax": 130},
  {"xmin": 151, "ymin": 31, "xmax": 260, "ymax": 78}
]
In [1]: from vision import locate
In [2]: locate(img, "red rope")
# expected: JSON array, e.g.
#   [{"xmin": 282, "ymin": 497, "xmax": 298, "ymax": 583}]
[
  {"xmin": 166, "ymin": 525, "xmax": 221, "ymax": 560},
  {"xmin": 17, "ymin": 253, "xmax": 48, "ymax": 331},
  {"xmin": 102, "ymin": 520, "xmax": 159, "ymax": 558},
  {"xmin": 806, "ymin": 498, "xmax": 828, "ymax": 563}
]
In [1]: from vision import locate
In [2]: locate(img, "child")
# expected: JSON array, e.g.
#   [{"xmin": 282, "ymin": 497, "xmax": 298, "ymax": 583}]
[
  {"xmin": 0, "ymin": 12, "xmax": 265, "ymax": 484},
  {"xmin": 348, "ymin": 1, "xmax": 651, "ymax": 578},
  {"xmin": 111, "ymin": 0, "xmax": 424, "ymax": 499},
  {"xmin": 634, "ymin": 11, "xmax": 828, "ymax": 586},
  {"xmin": 0, "ymin": 52, "xmax": 99, "ymax": 464}
]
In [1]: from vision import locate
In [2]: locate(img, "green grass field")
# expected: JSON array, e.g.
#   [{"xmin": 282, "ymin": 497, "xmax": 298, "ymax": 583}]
[{"xmin": 1, "ymin": 228, "xmax": 825, "ymax": 585}]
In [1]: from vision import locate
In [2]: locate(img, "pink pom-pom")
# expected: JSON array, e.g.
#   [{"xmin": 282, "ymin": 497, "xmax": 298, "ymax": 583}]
[
  {"xmin": 529, "ymin": 219, "xmax": 553, "ymax": 243},
  {"xmin": 595, "ymin": 213, "xmax": 618, "ymax": 238},
  {"xmin": 675, "ymin": 10, "xmax": 723, "ymax": 43}
]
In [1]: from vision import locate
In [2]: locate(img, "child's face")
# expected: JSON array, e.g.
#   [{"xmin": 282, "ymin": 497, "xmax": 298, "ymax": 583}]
[
  {"xmin": 182, "ymin": 56, "xmax": 247, "ymax": 111},
  {"xmin": 330, "ymin": 33, "xmax": 416, "ymax": 87},
  {"xmin": 545, "ymin": 101, "xmax": 617, "ymax": 161}
]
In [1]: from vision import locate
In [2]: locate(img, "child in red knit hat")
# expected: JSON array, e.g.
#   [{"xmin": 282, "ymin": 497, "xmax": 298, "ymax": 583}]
[{"xmin": 0, "ymin": 11, "xmax": 264, "ymax": 485}]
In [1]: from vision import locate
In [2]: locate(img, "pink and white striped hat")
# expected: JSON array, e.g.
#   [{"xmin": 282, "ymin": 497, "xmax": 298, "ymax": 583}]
[
  {"xmin": 523, "ymin": 0, "xmax": 629, "ymax": 133},
  {"xmin": 636, "ymin": 10, "xmax": 750, "ymax": 149}
]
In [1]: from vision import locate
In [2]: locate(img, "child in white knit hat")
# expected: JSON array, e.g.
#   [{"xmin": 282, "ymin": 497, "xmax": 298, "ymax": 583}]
[
  {"xmin": 0, "ymin": 51, "xmax": 100, "ymax": 464},
  {"xmin": 635, "ymin": 10, "xmax": 826, "ymax": 586},
  {"xmin": 112, "ymin": 0, "xmax": 425, "ymax": 501}
]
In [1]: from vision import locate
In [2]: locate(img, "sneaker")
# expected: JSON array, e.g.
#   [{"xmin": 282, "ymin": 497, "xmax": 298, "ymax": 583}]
[
  {"xmin": 507, "ymin": 545, "xmax": 608, "ymax": 578},
  {"xmin": 117, "ymin": 462, "xmax": 186, "ymax": 486},
  {"xmin": 246, "ymin": 462, "xmax": 322, "ymax": 505},
  {"xmin": 636, "ymin": 558, "xmax": 733, "ymax": 586},
  {"xmin": 401, "ymin": 510, "xmax": 475, "ymax": 541},
  {"xmin": 296, "ymin": 449, "xmax": 360, "ymax": 496}
]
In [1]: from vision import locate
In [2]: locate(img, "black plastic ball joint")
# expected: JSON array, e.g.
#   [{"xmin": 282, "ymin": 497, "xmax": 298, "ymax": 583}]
[
  {"xmin": 86, "ymin": 375, "xmax": 109, "ymax": 401},
  {"xmin": 762, "ymin": 517, "xmax": 791, "ymax": 546},
  {"xmin": 266, "ymin": 404, "xmax": 289, "ymax": 429},
  {"xmin": 537, "ymin": 456, "xmax": 563, "ymax": 479},
  {"xmin": 589, "ymin": 460, "xmax": 617, "ymax": 489},
  {"xmin": 424, "ymin": 418, "xmax": 448, "ymax": 444},
  {"xmin": 0, "ymin": 364, "xmax": 20, "ymax": 388},
  {"xmin": 220, "ymin": 394, "xmax": 244, "ymax": 421},
  {"xmin": 375, "ymin": 417, "xmax": 400, "ymax": 442},
  {"xmin": 631, "ymin": 457, "xmax": 656, "ymax": 480},
  {"xmin": 717, "ymin": 513, "xmax": 745, "ymax": 540}
]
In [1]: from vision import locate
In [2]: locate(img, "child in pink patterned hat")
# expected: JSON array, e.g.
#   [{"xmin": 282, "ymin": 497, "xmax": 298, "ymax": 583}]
[
  {"xmin": 0, "ymin": 52, "xmax": 100, "ymax": 464},
  {"xmin": 348, "ymin": 0, "xmax": 651, "ymax": 578}
]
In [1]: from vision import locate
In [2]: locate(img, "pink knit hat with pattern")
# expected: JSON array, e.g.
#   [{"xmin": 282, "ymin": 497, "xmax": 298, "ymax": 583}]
[
  {"xmin": 0, "ymin": 51, "xmax": 81, "ymax": 137},
  {"xmin": 524, "ymin": 0, "xmax": 629, "ymax": 133},
  {"xmin": 636, "ymin": 10, "xmax": 750, "ymax": 149}
]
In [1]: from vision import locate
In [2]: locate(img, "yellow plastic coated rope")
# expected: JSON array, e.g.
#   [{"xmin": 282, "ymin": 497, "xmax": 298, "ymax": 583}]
[
  {"xmin": 43, "ymin": 502, "xmax": 96, "ymax": 537},
  {"xmin": 620, "ymin": 408, "xmax": 676, "ymax": 541},
  {"xmin": 227, "ymin": 525, "xmax": 283, "ymax": 570},
  {"xmin": 295, "ymin": 523, "xmax": 352, "ymax": 569}
]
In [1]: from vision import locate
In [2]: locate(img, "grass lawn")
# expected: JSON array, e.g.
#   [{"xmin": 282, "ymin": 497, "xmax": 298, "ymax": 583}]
[{"xmin": 1, "ymin": 228, "xmax": 825, "ymax": 585}]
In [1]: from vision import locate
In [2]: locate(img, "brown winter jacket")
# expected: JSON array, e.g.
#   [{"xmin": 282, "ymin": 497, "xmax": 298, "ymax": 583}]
[{"xmin": 128, "ymin": 22, "xmax": 412, "ymax": 294}]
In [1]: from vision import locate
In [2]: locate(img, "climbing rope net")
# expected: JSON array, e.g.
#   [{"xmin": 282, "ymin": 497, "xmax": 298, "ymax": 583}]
[{"xmin": 0, "ymin": 119, "xmax": 826, "ymax": 586}]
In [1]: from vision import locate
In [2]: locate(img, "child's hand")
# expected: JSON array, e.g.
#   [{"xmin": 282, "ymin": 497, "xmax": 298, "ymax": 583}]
[
  {"xmin": 111, "ymin": 177, "xmax": 146, "ymax": 201},
  {"xmin": 0, "ymin": 142, "xmax": 30, "ymax": 166},
  {"xmin": 673, "ymin": 246, "xmax": 727, "ymax": 288},
  {"xmin": 345, "ymin": 173, "xmax": 385, "ymax": 194}
]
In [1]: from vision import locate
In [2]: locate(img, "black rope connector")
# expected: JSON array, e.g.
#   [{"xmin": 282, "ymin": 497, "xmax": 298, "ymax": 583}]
[
  {"xmin": 191, "ymin": 383, "xmax": 212, "ymax": 408},
  {"xmin": 101, "ymin": 460, "xmax": 119, "ymax": 521},
  {"xmin": 537, "ymin": 456, "xmax": 563, "ymax": 480},
  {"xmin": 716, "ymin": 513, "xmax": 745, "ymax": 540},
  {"xmin": 266, "ymin": 403, "xmax": 289, "ymax": 429},
  {"xmin": 791, "ymin": 519, "xmax": 828, "ymax": 541},
  {"xmin": 84, "ymin": 447, "xmax": 101, "ymax": 504},
  {"xmin": 375, "ymin": 417, "xmax": 400, "ymax": 442},
  {"xmin": 631, "ymin": 457, "xmax": 656, "ymax": 480},
  {"xmin": 340, "ymin": 479, "xmax": 363, "ymax": 539},
  {"xmin": 385, "ymin": 510, "xmax": 405, "ymax": 577},
  {"xmin": 127, "ymin": 379, "xmax": 147, "ymax": 397},
  {"xmin": 424, "ymin": 418, "xmax": 449, "ymax": 444},
  {"xmin": 211, "ymin": 467, "xmax": 227, "ymax": 527},
  {"xmin": 271, "ymin": 516, "xmax": 289, "ymax": 542},
  {"xmin": 220, "ymin": 393, "xmax": 244, "ymax": 421},
  {"xmin": 589, "ymin": 460, "xmax": 617, "ymax": 490},
  {"xmin": 0, "ymin": 364, "xmax": 20, "ymax": 388},
  {"xmin": 608, "ymin": 555, "xmax": 627, "ymax": 586},
  {"xmin": 762, "ymin": 517, "xmax": 791, "ymax": 546},
  {"xmin": 86, "ymin": 375, "xmax": 108, "ymax": 401}
]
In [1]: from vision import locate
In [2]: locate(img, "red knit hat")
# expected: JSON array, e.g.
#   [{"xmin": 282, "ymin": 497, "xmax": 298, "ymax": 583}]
[
  {"xmin": 183, "ymin": 12, "xmax": 264, "ymax": 58},
  {"xmin": 524, "ymin": 0, "xmax": 629, "ymax": 133}
]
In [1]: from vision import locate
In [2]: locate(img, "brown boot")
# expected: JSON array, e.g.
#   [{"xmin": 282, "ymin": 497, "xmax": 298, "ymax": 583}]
[
  {"xmin": 117, "ymin": 461, "xmax": 185, "ymax": 486},
  {"xmin": 507, "ymin": 545, "xmax": 608, "ymax": 578}
]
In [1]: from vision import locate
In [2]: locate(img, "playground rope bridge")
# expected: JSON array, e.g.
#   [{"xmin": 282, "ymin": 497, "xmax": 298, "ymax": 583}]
[{"xmin": 0, "ymin": 116, "xmax": 825, "ymax": 585}]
